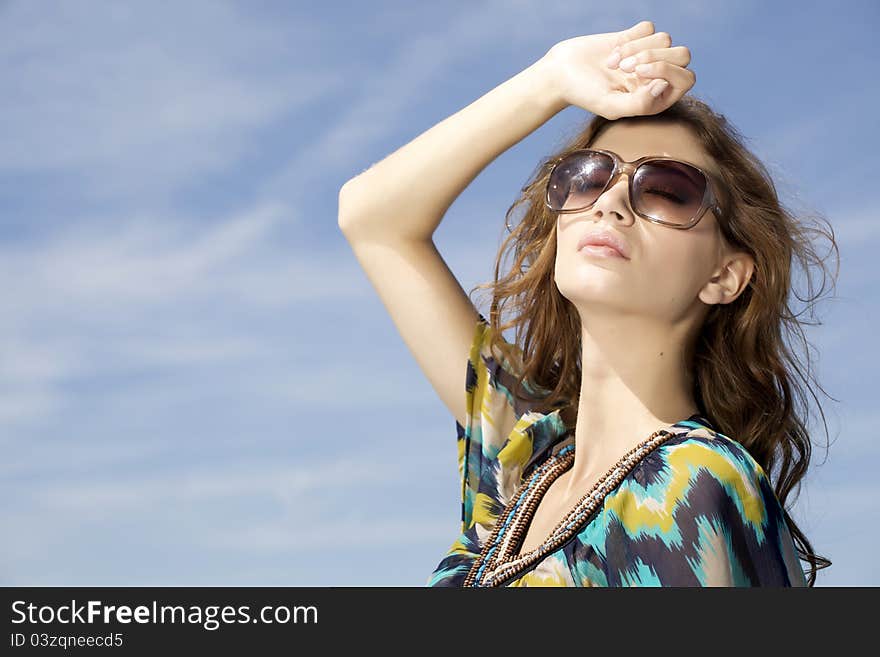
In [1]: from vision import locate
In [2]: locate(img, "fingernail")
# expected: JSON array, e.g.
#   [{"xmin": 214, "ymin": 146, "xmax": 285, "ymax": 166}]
[
  {"xmin": 606, "ymin": 50, "xmax": 621, "ymax": 68},
  {"xmin": 650, "ymin": 80, "xmax": 668, "ymax": 97},
  {"xmin": 619, "ymin": 56, "xmax": 637, "ymax": 71}
]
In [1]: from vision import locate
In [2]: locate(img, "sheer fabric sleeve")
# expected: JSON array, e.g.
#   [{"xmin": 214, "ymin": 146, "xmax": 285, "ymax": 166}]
[
  {"xmin": 600, "ymin": 436, "xmax": 808, "ymax": 587},
  {"xmin": 455, "ymin": 313, "xmax": 529, "ymax": 536}
]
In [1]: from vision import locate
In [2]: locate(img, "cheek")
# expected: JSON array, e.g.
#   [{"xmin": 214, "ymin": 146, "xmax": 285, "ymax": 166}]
[
  {"xmin": 554, "ymin": 229, "xmax": 593, "ymax": 293},
  {"xmin": 643, "ymin": 235, "xmax": 713, "ymax": 311},
  {"xmin": 644, "ymin": 231, "xmax": 701, "ymax": 280},
  {"xmin": 553, "ymin": 229, "xmax": 705, "ymax": 311}
]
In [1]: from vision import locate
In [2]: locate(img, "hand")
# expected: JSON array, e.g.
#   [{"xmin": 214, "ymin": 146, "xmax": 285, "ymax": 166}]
[{"xmin": 543, "ymin": 20, "xmax": 695, "ymax": 120}]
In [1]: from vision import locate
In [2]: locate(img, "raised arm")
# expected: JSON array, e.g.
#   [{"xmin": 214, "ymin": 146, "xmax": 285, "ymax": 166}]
[
  {"xmin": 337, "ymin": 55, "xmax": 566, "ymax": 427},
  {"xmin": 337, "ymin": 20, "xmax": 691, "ymax": 427}
]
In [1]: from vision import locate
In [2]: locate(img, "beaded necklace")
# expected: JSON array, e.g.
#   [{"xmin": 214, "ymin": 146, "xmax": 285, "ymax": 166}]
[{"xmin": 462, "ymin": 426, "xmax": 680, "ymax": 587}]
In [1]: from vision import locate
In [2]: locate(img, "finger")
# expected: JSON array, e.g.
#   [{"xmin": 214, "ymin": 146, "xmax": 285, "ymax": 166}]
[
  {"xmin": 613, "ymin": 20, "xmax": 655, "ymax": 49},
  {"xmin": 618, "ymin": 45, "xmax": 691, "ymax": 72},
  {"xmin": 632, "ymin": 60, "xmax": 696, "ymax": 89},
  {"xmin": 643, "ymin": 79, "xmax": 670, "ymax": 100},
  {"xmin": 617, "ymin": 30, "xmax": 673, "ymax": 60}
]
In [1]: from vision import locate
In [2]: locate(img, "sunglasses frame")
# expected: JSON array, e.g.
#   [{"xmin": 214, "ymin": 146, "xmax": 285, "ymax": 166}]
[{"xmin": 541, "ymin": 148, "xmax": 723, "ymax": 230}]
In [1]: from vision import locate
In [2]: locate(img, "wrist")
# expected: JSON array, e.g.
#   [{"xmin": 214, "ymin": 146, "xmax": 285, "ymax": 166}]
[{"xmin": 524, "ymin": 53, "xmax": 570, "ymax": 116}]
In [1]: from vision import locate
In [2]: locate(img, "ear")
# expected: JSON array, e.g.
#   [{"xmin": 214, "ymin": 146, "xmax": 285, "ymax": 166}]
[{"xmin": 698, "ymin": 250, "xmax": 755, "ymax": 306}]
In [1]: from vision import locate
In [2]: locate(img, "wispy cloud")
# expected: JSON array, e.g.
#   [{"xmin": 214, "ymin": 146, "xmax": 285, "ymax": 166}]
[
  {"xmin": 0, "ymin": 1, "xmax": 337, "ymax": 200},
  {"xmin": 830, "ymin": 205, "xmax": 880, "ymax": 248},
  {"xmin": 200, "ymin": 517, "xmax": 454, "ymax": 553},
  {"xmin": 0, "ymin": 199, "xmax": 372, "ymax": 431},
  {"xmin": 264, "ymin": 0, "xmax": 712, "ymax": 196},
  {"xmin": 31, "ymin": 457, "xmax": 403, "ymax": 513},
  {"xmin": 1, "ymin": 202, "xmax": 287, "ymax": 307}
]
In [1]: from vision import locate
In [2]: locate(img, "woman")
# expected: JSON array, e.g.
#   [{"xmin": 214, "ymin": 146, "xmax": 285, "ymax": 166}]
[{"xmin": 338, "ymin": 20, "xmax": 836, "ymax": 586}]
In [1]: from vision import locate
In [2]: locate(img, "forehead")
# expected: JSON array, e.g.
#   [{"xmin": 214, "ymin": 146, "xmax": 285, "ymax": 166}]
[{"xmin": 590, "ymin": 120, "xmax": 720, "ymax": 179}]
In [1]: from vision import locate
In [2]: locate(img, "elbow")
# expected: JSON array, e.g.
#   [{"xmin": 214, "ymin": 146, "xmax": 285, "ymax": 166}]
[{"xmin": 337, "ymin": 178, "xmax": 361, "ymax": 235}]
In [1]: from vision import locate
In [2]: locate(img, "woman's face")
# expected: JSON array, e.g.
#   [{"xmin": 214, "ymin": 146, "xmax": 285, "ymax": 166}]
[{"xmin": 554, "ymin": 120, "xmax": 729, "ymax": 325}]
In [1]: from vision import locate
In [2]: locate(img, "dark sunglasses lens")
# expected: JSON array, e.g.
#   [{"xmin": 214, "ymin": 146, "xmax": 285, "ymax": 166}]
[
  {"xmin": 633, "ymin": 161, "xmax": 707, "ymax": 225},
  {"xmin": 547, "ymin": 152, "xmax": 613, "ymax": 211}
]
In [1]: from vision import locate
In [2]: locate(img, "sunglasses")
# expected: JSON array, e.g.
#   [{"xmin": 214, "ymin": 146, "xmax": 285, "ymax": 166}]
[{"xmin": 541, "ymin": 148, "xmax": 723, "ymax": 230}]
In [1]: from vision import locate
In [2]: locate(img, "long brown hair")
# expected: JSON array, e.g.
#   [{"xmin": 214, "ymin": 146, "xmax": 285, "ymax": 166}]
[{"xmin": 468, "ymin": 94, "xmax": 838, "ymax": 586}]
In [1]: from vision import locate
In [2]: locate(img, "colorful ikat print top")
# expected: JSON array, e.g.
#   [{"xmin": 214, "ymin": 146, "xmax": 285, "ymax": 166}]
[{"xmin": 426, "ymin": 314, "xmax": 808, "ymax": 587}]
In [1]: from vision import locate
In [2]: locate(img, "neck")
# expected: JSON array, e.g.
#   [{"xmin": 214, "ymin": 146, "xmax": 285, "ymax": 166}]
[{"xmin": 562, "ymin": 312, "xmax": 699, "ymax": 496}]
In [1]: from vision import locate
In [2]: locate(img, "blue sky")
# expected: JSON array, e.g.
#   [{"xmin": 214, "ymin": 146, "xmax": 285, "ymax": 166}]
[{"xmin": 1, "ymin": 0, "xmax": 877, "ymax": 586}]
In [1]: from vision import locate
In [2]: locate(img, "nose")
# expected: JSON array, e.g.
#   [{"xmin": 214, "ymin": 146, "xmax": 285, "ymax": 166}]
[
  {"xmin": 589, "ymin": 170, "xmax": 634, "ymax": 221},
  {"xmin": 605, "ymin": 161, "xmax": 638, "ymax": 195}
]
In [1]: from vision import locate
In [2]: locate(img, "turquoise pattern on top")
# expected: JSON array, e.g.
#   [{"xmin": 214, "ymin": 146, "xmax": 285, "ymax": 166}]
[{"xmin": 426, "ymin": 314, "xmax": 808, "ymax": 587}]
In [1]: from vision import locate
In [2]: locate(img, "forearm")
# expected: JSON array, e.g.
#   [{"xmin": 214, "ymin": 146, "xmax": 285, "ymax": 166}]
[{"xmin": 338, "ymin": 55, "xmax": 567, "ymax": 243}]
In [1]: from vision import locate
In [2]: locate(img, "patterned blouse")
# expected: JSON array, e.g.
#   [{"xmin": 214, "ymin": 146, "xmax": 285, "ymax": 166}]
[{"xmin": 426, "ymin": 314, "xmax": 807, "ymax": 587}]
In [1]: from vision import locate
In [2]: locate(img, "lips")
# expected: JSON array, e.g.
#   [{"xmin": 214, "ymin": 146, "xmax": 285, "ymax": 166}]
[{"xmin": 577, "ymin": 229, "xmax": 630, "ymax": 259}]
